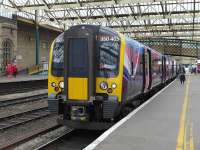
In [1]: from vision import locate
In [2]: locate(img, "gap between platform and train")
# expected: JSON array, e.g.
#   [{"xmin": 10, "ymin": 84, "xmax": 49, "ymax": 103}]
[{"xmin": 83, "ymin": 79, "xmax": 177, "ymax": 150}]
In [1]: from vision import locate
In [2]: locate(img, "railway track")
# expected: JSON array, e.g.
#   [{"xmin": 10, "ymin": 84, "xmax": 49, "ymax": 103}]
[
  {"xmin": 0, "ymin": 79, "xmax": 47, "ymax": 95},
  {"xmin": 14, "ymin": 127, "xmax": 102, "ymax": 150},
  {"xmin": 34, "ymin": 127, "xmax": 74, "ymax": 150},
  {"xmin": 0, "ymin": 93, "xmax": 47, "ymax": 108},
  {"xmin": 0, "ymin": 107, "xmax": 50, "ymax": 130},
  {"xmin": 0, "ymin": 122, "xmax": 61, "ymax": 150},
  {"xmin": 0, "ymin": 90, "xmax": 62, "ymax": 150},
  {"xmin": 39, "ymin": 129, "xmax": 103, "ymax": 150}
]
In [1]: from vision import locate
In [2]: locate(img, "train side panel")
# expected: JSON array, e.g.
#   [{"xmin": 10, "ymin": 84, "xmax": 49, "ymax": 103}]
[
  {"xmin": 122, "ymin": 38, "xmax": 144, "ymax": 103},
  {"xmin": 150, "ymin": 49, "xmax": 162, "ymax": 89},
  {"xmin": 172, "ymin": 59, "xmax": 177, "ymax": 78},
  {"xmin": 165, "ymin": 56, "xmax": 170, "ymax": 81}
]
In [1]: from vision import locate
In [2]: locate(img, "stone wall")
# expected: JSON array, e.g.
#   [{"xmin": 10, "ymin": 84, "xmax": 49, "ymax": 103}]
[
  {"xmin": 16, "ymin": 21, "xmax": 60, "ymax": 71},
  {"xmin": 0, "ymin": 16, "xmax": 17, "ymax": 74},
  {"xmin": 0, "ymin": 16, "xmax": 61, "ymax": 74}
]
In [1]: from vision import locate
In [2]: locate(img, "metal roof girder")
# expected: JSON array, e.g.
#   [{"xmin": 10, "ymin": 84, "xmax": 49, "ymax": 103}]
[
  {"xmin": 2, "ymin": 0, "xmax": 196, "ymax": 11},
  {"xmin": 41, "ymin": 0, "xmax": 51, "ymax": 9},
  {"xmin": 19, "ymin": 1, "xmax": 114, "ymax": 11},
  {"xmin": 50, "ymin": 11, "xmax": 200, "ymax": 21},
  {"xmin": 8, "ymin": 0, "xmax": 22, "ymax": 11},
  {"xmin": 96, "ymin": 6, "xmax": 112, "ymax": 26},
  {"xmin": 70, "ymin": 7, "xmax": 84, "ymax": 23}
]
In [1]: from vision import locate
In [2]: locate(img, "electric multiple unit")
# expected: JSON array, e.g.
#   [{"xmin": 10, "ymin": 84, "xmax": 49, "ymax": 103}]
[{"xmin": 48, "ymin": 25, "xmax": 178, "ymax": 130}]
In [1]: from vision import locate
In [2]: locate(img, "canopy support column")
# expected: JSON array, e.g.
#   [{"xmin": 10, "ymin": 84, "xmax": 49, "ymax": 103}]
[{"xmin": 35, "ymin": 10, "xmax": 40, "ymax": 65}]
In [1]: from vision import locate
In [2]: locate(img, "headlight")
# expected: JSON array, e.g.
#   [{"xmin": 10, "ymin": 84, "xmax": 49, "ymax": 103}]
[
  {"xmin": 59, "ymin": 81, "xmax": 64, "ymax": 89},
  {"xmin": 100, "ymin": 81, "xmax": 108, "ymax": 90},
  {"xmin": 51, "ymin": 82, "xmax": 56, "ymax": 87},
  {"xmin": 111, "ymin": 83, "xmax": 117, "ymax": 89}
]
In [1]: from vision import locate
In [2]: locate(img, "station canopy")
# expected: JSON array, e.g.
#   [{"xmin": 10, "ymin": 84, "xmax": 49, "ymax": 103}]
[{"xmin": 1, "ymin": 0, "xmax": 200, "ymax": 41}]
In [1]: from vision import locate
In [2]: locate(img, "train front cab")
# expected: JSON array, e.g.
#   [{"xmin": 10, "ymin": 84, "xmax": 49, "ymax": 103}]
[{"xmin": 48, "ymin": 25, "xmax": 125, "ymax": 130}]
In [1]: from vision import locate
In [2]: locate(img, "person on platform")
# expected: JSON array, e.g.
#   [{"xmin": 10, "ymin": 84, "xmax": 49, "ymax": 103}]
[
  {"xmin": 5, "ymin": 63, "xmax": 18, "ymax": 78},
  {"xmin": 179, "ymin": 73, "xmax": 186, "ymax": 85},
  {"xmin": 6, "ymin": 63, "xmax": 12, "ymax": 78}
]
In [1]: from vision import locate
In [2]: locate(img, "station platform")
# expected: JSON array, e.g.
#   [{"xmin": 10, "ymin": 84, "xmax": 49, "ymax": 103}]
[
  {"xmin": 85, "ymin": 75, "xmax": 199, "ymax": 150},
  {"xmin": 0, "ymin": 75, "xmax": 47, "ymax": 83}
]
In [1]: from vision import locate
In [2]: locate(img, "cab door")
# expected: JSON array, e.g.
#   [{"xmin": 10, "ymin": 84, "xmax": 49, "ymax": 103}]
[
  {"xmin": 64, "ymin": 27, "xmax": 96, "ymax": 101},
  {"xmin": 162, "ymin": 56, "xmax": 166, "ymax": 83},
  {"xmin": 144, "ymin": 48, "xmax": 151, "ymax": 92}
]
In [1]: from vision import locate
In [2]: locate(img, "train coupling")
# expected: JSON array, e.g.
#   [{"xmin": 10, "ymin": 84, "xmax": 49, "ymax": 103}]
[{"xmin": 70, "ymin": 106, "xmax": 88, "ymax": 121}]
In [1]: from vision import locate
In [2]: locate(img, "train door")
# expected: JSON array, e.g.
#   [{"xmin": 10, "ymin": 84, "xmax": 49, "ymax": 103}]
[
  {"xmin": 162, "ymin": 56, "xmax": 166, "ymax": 83},
  {"xmin": 144, "ymin": 48, "xmax": 151, "ymax": 92},
  {"xmin": 64, "ymin": 27, "xmax": 95, "ymax": 102},
  {"xmin": 172, "ymin": 60, "xmax": 175, "ymax": 78},
  {"xmin": 165, "ymin": 57, "xmax": 170, "ymax": 81}
]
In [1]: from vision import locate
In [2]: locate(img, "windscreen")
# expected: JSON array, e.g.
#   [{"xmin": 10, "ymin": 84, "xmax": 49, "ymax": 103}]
[
  {"xmin": 97, "ymin": 28, "xmax": 120, "ymax": 77},
  {"xmin": 52, "ymin": 33, "xmax": 64, "ymax": 77},
  {"xmin": 52, "ymin": 28, "xmax": 120, "ymax": 78},
  {"xmin": 51, "ymin": 34, "xmax": 88, "ymax": 77},
  {"xmin": 68, "ymin": 38, "xmax": 88, "ymax": 77}
]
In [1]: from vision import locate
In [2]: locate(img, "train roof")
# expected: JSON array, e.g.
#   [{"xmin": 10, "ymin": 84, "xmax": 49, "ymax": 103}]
[
  {"xmin": 54, "ymin": 24, "xmax": 119, "ymax": 41},
  {"xmin": 68, "ymin": 24, "xmax": 119, "ymax": 36}
]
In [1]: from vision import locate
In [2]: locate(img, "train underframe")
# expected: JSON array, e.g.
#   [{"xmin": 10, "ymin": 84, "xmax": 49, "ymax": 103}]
[{"xmin": 48, "ymin": 94, "xmax": 122, "ymax": 130}]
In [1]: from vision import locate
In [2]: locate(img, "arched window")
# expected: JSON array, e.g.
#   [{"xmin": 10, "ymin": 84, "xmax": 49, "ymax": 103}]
[{"xmin": 1, "ymin": 40, "xmax": 12, "ymax": 72}]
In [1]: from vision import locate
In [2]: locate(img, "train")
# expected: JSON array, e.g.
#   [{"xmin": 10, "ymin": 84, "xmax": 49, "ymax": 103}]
[
  {"xmin": 197, "ymin": 60, "xmax": 200, "ymax": 73},
  {"xmin": 48, "ymin": 25, "xmax": 178, "ymax": 130}
]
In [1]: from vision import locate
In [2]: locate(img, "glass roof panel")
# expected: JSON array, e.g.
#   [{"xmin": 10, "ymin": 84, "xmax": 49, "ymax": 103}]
[{"xmin": 0, "ymin": 0, "xmax": 200, "ymax": 40}]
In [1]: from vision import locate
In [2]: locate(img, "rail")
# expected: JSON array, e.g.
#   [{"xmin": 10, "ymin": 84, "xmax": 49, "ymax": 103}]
[
  {"xmin": 0, "ymin": 107, "xmax": 49, "ymax": 130},
  {"xmin": 0, "ymin": 93, "xmax": 47, "ymax": 108}
]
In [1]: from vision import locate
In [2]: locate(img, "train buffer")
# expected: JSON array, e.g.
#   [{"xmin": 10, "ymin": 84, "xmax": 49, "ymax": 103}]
[{"xmin": 84, "ymin": 75, "xmax": 199, "ymax": 150}]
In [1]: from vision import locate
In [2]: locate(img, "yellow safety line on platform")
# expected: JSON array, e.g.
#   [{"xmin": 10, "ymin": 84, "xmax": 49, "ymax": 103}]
[
  {"xmin": 176, "ymin": 75, "xmax": 191, "ymax": 150},
  {"xmin": 184, "ymin": 124, "xmax": 188, "ymax": 150},
  {"xmin": 190, "ymin": 125, "xmax": 194, "ymax": 150}
]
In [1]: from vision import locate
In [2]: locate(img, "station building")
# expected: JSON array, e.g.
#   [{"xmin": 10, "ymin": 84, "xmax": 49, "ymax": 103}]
[{"xmin": 0, "ymin": 15, "xmax": 61, "ymax": 75}]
